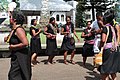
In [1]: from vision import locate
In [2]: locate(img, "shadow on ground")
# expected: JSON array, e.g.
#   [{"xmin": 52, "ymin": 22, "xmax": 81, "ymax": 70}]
[{"xmin": 76, "ymin": 61, "xmax": 101, "ymax": 80}]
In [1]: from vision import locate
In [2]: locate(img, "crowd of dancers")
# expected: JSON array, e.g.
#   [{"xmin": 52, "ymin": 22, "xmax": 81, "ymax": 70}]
[{"xmin": 4, "ymin": 6, "xmax": 120, "ymax": 80}]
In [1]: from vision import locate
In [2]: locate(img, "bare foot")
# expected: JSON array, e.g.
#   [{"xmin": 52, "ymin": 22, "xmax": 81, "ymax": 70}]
[
  {"xmin": 82, "ymin": 63, "xmax": 86, "ymax": 67},
  {"xmin": 45, "ymin": 61, "xmax": 52, "ymax": 65},
  {"xmin": 70, "ymin": 60, "xmax": 75, "ymax": 65},
  {"xmin": 64, "ymin": 60, "xmax": 68, "ymax": 65}
]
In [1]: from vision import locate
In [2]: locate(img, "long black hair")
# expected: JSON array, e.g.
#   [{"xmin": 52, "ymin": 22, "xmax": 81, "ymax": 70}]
[
  {"xmin": 31, "ymin": 19, "xmax": 36, "ymax": 25},
  {"xmin": 66, "ymin": 16, "xmax": 71, "ymax": 21},
  {"xmin": 103, "ymin": 9, "xmax": 116, "ymax": 25},
  {"xmin": 49, "ymin": 17, "xmax": 55, "ymax": 23}
]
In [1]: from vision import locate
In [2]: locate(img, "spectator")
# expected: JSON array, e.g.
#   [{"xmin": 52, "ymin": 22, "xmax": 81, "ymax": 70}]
[{"xmin": 90, "ymin": 12, "xmax": 104, "ymax": 53}]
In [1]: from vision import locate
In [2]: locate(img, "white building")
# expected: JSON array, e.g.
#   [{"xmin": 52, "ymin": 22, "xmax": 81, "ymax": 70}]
[{"xmin": 20, "ymin": 0, "xmax": 73, "ymax": 26}]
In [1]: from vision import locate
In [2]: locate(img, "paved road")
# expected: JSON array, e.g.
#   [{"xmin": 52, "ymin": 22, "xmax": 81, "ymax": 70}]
[{"xmin": 0, "ymin": 54, "xmax": 120, "ymax": 80}]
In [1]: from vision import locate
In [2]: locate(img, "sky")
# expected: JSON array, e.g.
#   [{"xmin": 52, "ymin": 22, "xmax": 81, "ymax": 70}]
[{"xmin": 7, "ymin": 0, "xmax": 12, "ymax": 2}]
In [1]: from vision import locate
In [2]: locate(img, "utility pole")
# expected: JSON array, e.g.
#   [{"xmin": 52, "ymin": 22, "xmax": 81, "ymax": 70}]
[
  {"xmin": 40, "ymin": 0, "xmax": 50, "ymax": 27},
  {"xmin": 91, "ymin": 2, "xmax": 95, "ymax": 21}
]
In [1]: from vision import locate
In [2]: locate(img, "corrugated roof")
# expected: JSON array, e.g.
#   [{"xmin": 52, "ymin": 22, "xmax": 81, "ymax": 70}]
[{"xmin": 20, "ymin": 0, "xmax": 73, "ymax": 11}]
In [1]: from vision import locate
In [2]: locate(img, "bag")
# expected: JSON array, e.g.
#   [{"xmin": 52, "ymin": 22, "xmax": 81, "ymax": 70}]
[
  {"xmin": 46, "ymin": 34, "xmax": 56, "ymax": 39},
  {"xmin": 6, "ymin": 29, "xmax": 15, "ymax": 43},
  {"xmin": 70, "ymin": 37, "xmax": 75, "ymax": 45},
  {"xmin": 94, "ymin": 26, "xmax": 109, "ymax": 68},
  {"xmin": 94, "ymin": 47, "xmax": 103, "ymax": 68}
]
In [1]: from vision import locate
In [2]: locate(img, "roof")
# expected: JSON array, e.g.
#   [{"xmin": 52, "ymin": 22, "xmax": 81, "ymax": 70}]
[{"xmin": 20, "ymin": 0, "xmax": 73, "ymax": 11}]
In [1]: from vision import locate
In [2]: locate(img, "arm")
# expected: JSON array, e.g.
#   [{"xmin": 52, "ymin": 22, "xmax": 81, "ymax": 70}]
[
  {"xmin": 115, "ymin": 24, "xmax": 120, "ymax": 45},
  {"xmin": 81, "ymin": 31, "xmax": 88, "ymax": 38},
  {"xmin": 9, "ymin": 28, "xmax": 28, "ymax": 50},
  {"xmin": 61, "ymin": 27, "xmax": 69, "ymax": 35},
  {"xmin": 81, "ymin": 30, "xmax": 93, "ymax": 38},
  {"xmin": 91, "ymin": 21, "xmax": 102, "ymax": 34},
  {"xmin": 100, "ymin": 33, "xmax": 106, "ymax": 48},
  {"xmin": 95, "ymin": 29, "xmax": 102, "ymax": 34},
  {"xmin": 32, "ymin": 28, "xmax": 41, "ymax": 37},
  {"xmin": 73, "ymin": 30, "xmax": 80, "ymax": 42},
  {"xmin": 44, "ymin": 26, "xmax": 51, "ymax": 35},
  {"xmin": 44, "ymin": 26, "xmax": 54, "ymax": 38}
]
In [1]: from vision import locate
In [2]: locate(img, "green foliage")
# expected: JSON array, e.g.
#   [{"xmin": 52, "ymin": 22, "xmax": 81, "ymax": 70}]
[
  {"xmin": 75, "ymin": 0, "xmax": 87, "ymax": 28},
  {"xmin": 114, "ymin": 3, "xmax": 120, "ymax": 22},
  {"xmin": 0, "ymin": 0, "xmax": 20, "ymax": 11},
  {"xmin": 0, "ymin": 0, "xmax": 8, "ymax": 11}
]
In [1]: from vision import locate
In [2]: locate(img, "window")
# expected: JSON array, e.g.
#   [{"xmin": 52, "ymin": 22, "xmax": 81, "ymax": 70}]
[
  {"xmin": 85, "ymin": 14, "xmax": 91, "ymax": 20},
  {"xmin": 61, "ymin": 15, "xmax": 64, "ymax": 21},
  {"xmin": 56, "ymin": 14, "xmax": 59, "ymax": 21}
]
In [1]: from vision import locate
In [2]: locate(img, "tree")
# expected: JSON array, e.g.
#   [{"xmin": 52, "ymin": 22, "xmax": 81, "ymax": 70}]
[
  {"xmin": 75, "ymin": 0, "xmax": 87, "ymax": 28},
  {"xmin": 75, "ymin": 0, "xmax": 117, "ymax": 28},
  {"xmin": 0, "ymin": 0, "xmax": 8, "ymax": 11}
]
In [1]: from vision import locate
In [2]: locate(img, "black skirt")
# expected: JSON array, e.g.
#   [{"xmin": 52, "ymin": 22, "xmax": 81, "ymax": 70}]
[
  {"xmin": 100, "ymin": 48, "xmax": 120, "ymax": 74},
  {"xmin": 30, "ymin": 37, "xmax": 41, "ymax": 54},
  {"xmin": 46, "ymin": 38, "xmax": 59, "ymax": 56},
  {"xmin": 82, "ymin": 43, "xmax": 94, "ymax": 57},
  {"xmin": 61, "ymin": 36, "xmax": 75, "ymax": 51},
  {"xmin": 9, "ymin": 48, "xmax": 31, "ymax": 80}
]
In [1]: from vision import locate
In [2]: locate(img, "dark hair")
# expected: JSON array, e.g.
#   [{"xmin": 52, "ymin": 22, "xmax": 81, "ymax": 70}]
[
  {"xmin": 49, "ymin": 17, "xmax": 55, "ymax": 23},
  {"xmin": 86, "ymin": 20, "xmax": 92, "ymax": 25},
  {"xmin": 12, "ymin": 10, "xmax": 25, "ymax": 25},
  {"xmin": 31, "ymin": 19, "xmax": 36, "ymax": 25},
  {"xmin": 12, "ymin": 0, "xmax": 16, "ymax": 2},
  {"xmin": 66, "ymin": 16, "xmax": 71, "ymax": 21},
  {"xmin": 96, "ymin": 12, "xmax": 103, "ymax": 17},
  {"xmin": 103, "ymin": 9, "xmax": 115, "ymax": 24}
]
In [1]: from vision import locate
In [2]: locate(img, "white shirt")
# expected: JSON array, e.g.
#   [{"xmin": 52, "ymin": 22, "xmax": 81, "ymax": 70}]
[
  {"xmin": 8, "ymin": 2, "xmax": 17, "ymax": 11},
  {"xmin": 90, "ymin": 20, "xmax": 100, "ymax": 31}
]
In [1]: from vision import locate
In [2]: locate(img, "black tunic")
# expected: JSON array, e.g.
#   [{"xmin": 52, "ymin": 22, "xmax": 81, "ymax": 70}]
[
  {"xmin": 100, "ymin": 26, "xmax": 120, "ymax": 74},
  {"xmin": 82, "ymin": 29, "xmax": 95, "ymax": 57},
  {"xmin": 61, "ymin": 22, "xmax": 75, "ymax": 51},
  {"xmin": 8, "ymin": 27, "xmax": 31, "ymax": 80},
  {"xmin": 30, "ymin": 26, "xmax": 41, "ymax": 54},
  {"xmin": 45, "ymin": 24, "xmax": 59, "ymax": 56}
]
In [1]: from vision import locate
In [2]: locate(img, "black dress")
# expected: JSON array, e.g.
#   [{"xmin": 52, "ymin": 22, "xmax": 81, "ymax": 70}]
[
  {"xmin": 30, "ymin": 26, "xmax": 41, "ymax": 54},
  {"xmin": 61, "ymin": 22, "xmax": 75, "ymax": 51},
  {"xmin": 100, "ymin": 26, "xmax": 120, "ymax": 74},
  {"xmin": 45, "ymin": 24, "xmax": 59, "ymax": 56},
  {"xmin": 8, "ymin": 27, "xmax": 31, "ymax": 80},
  {"xmin": 82, "ymin": 29, "xmax": 95, "ymax": 57}
]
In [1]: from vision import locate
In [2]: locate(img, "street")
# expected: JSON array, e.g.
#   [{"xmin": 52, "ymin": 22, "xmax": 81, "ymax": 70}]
[{"xmin": 0, "ymin": 54, "xmax": 120, "ymax": 80}]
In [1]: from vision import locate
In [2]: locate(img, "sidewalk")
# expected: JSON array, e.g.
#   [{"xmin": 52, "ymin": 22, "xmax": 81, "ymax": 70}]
[{"xmin": 0, "ymin": 54, "xmax": 120, "ymax": 80}]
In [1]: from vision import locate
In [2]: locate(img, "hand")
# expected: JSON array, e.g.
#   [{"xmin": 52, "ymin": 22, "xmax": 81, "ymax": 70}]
[
  {"xmin": 46, "ymin": 34, "xmax": 52, "ymax": 38},
  {"xmin": 4, "ymin": 36, "xmax": 8, "ymax": 42},
  {"xmin": 77, "ymin": 38, "xmax": 80, "ymax": 42},
  {"xmin": 51, "ymin": 35, "xmax": 56, "ymax": 39},
  {"xmin": 65, "ymin": 31, "xmax": 70, "ymax": 35},
  {"xmin": 47, "ymin": 33, "xmax": 56, "ymax": 39},
  {"xmin": 38, "ymin": 29, "xmax": 41, "ymax": 33},
  {"xmin": 87, "ymin": 33, "xmax": 92, "ymax": 37},
  {"xmin": 86, "ymin": 34, "xmax": 90, "ymax": 37},
  {"xmin": 9, "ymin": 44, "xmax": 14, "ymax": 50}
]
